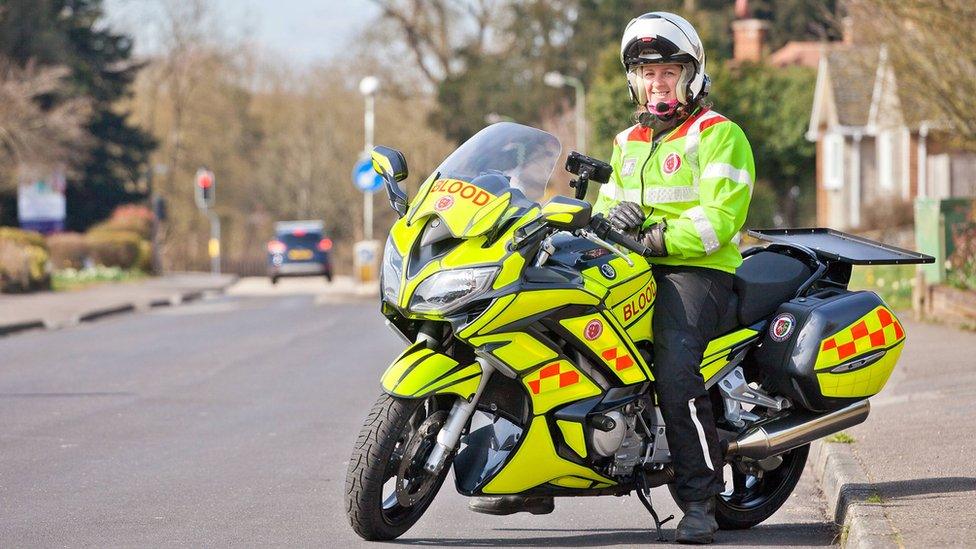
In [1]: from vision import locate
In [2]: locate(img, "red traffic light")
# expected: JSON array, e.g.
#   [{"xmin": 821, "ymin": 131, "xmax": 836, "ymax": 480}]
[{"xmin": 196, "ymin": 171, "xmax": 214, "ymax": 189}]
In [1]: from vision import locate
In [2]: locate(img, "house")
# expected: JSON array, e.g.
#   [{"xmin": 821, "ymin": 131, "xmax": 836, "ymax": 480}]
[
  {"xmin": 730, "ymin": 1, "xmax": 975, "ymax": 231},
  {"xmin": 806, "ymin": 37, "xmax": 976, "ymax": 230}
]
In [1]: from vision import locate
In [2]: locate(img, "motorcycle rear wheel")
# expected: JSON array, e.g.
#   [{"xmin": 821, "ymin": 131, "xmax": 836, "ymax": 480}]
[
  {"xmin": 668, "ymin": 443, "xmax": 809, "ymax": 530},
  {"xmin": 345, "ymin": 393, "xmax": 451, "ymax": 540}
]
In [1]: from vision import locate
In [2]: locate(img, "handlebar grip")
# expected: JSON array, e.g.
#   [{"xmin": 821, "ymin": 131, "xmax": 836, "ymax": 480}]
[
  {"xmin": 604, "ymin": 226, "xmax": 653, "ymax": 256},
  {"xmin": 589, "ymin": 214, "xmax": 653, "ymax": 256}
]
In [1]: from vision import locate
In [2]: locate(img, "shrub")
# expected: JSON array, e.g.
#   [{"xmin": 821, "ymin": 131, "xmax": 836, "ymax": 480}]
[
  {"xmin": 0, "ymin": 226, "xmax": 48, "ymax": 250},
  {"xmin": 137, "ymin": 238, "xmax": 153, "ymax": 272},
  {"xmin": 105, "ymin": 204, "xmax": 153, "ymax": 239},
  {"xmin": 0, "ymin": 239, "xmax": 50, "ymax": 292},
  {"xmin": 47, "ymin": 232, "xmax": 90, "ymax": 269},
  {"xmin": 948, "ymin": 220, "xmax": 976, "ymax": 290},
  {"xmin": 86, "ymin": 229, "xmax": 143, "ymax": 269}
]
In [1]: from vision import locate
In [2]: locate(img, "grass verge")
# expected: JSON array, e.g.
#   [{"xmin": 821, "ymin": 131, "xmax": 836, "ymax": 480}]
[
  {"xmin": 847, "ymin": 264, "xmax": 917, "ymax": 311},
  {"xmin": 52, "ymin": 266, "xmax": 147, "ymax": 292}
]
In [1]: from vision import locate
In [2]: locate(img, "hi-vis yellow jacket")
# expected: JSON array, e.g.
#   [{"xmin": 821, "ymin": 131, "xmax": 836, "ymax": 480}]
[{"xmin": 593, "ymin": 108, "xmax": 755, "ymax": 274}]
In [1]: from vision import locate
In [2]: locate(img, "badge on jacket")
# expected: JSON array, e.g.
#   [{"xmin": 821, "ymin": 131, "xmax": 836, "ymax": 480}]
[
  {"xmin": 621, "ymin": 156, "xmax": 637, "ymax": 177},
  {"xmin": 662, "ymin": 153, "xmax": 681, "ymax": 176}
]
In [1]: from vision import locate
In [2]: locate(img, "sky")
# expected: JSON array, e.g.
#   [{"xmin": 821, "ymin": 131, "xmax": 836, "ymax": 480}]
[{"xmin": 104, "ymin": 0, "xmax": 381, "ymax": 65}]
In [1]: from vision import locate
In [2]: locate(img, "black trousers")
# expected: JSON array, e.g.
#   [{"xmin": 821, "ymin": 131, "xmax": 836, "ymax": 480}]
[{"xmin": 651, "ymin": 265, "xmax": 734, "ymax": 502}]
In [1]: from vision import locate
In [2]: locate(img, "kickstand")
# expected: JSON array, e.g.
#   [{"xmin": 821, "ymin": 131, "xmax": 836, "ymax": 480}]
[{"xmin": 635, "ymin": 473, "xmax": 675, "ymax": 542}]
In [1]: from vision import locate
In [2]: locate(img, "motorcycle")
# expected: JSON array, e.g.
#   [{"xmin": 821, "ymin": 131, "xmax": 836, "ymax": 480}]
[{"xmin": 344, "ymin": 122, "xmax": 934, "ymax": 541}]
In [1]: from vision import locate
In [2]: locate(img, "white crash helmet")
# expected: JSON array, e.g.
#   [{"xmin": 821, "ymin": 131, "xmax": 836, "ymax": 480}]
[{"xmin": 620, "ymin": 12, "xmax": 709, "ymax": 106}]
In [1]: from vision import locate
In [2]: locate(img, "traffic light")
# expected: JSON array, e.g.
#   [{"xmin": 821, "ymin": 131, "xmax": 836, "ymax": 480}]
[{"xmin": 194, "ymin": 168, "xmax": 215, "ymax": 209}]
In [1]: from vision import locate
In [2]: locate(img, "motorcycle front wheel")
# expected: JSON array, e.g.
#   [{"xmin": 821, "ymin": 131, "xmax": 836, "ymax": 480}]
[
  {"xmin": 345, "ymin": 393, "xmax": 451, "ymax": 541},
  {"xmin": 668, "ymin": 443, "xmax": 809, "ymax": 530}
]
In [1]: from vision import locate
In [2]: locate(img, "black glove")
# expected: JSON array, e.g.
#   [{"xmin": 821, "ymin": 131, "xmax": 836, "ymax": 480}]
[
  {"xmin": 607, "ymin": 201, "xmax": 645, "ymax": 232},
  {"xmin": 639, "ymin": 221, "xmax": 668, "ymax": 257}
]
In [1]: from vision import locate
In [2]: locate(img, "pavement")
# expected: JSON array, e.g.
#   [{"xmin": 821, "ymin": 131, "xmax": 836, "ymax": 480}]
[
  {"xmin": 0, "ymin": 272, "xmax": 239, "ymax": 335},
  {"xmin": 811, "ymin": 317, "xmax": 976, "ymax": 548},
  {"xmin": 0, "ymin": 274, "xmax": 378, "ymax": 337},
  {"xmin": 2, "ymin": 276, "xmax": 973, "ymax": 546}
]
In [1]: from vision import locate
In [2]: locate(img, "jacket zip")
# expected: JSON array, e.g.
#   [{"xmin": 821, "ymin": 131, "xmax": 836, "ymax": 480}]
[{"xmin": 639, "ymin": 125, "xmax": 680, "ymax": 221}]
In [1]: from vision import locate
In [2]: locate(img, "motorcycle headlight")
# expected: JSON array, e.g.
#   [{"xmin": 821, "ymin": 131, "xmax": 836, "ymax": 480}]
[
  {"xmin": 382, "ymin": 237, "xmax": 404, "ymax": 305},
  {"xmin": 409, "ymin": 266, "xmax": 498, "ymax": 315}
]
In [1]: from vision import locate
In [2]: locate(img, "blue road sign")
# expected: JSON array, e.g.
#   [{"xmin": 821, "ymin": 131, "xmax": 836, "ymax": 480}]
[{"xmin": 352, "ymin": 157, "xmax": 384, "ymax": 193}]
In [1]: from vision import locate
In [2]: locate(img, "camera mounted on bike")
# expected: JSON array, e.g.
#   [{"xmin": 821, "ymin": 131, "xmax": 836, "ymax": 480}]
[{"xmin": 565, "ymin": 151, "xmax": 612, "ymax": 200}]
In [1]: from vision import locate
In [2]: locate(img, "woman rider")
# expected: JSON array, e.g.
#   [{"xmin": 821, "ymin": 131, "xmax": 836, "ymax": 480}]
[
  {"xmin": 471, "ymin": 11, "xmax": 754, "ymax": 545},
  {"xmin": 598, "ymin": 12, "xmax": 755, "ymax": 544}
]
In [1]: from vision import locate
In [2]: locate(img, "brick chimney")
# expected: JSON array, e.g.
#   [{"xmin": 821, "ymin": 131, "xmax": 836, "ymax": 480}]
[{"xmin": 732, "ymin": 18, "xmax": 771, "ymax": 63}]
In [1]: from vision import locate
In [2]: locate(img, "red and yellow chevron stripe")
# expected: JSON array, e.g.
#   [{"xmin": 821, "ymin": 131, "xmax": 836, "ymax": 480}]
[
  {"xmin": 527, "ymin": 362, "xmax": 580, "ymax": 395},
  {"xmin": 600, "ymin": 347, "xmax": 636, "ymax": 372},
  {"xmin": 817, "ymin": 306, "xmax": 904, "ymax": 367}
]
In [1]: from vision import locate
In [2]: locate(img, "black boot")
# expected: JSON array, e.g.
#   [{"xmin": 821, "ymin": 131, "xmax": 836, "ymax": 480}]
[
  {"xmin": 468, "ymin": 496, "xmax": 554, "ymax": 516},
  {"xmin": 675, "ymin": 497, "xmax": 718, "ymax": 544}
]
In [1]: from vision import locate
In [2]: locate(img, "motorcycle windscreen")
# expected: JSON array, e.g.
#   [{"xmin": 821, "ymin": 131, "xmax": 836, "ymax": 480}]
[{"xmin": 407, "ymin": 122, "xmax": 561, "ymax": 238}]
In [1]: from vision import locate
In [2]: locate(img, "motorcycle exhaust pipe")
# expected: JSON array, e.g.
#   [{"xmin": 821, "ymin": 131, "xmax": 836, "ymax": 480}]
[{"xmin": 725, "ymin": 400, "xmax": 870, "ymax": 460}]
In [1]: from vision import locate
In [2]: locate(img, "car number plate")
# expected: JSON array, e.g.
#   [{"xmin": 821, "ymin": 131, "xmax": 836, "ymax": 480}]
[{"xmin": 288, "ymin": 249, "xmax": 313, "ymax": 260}]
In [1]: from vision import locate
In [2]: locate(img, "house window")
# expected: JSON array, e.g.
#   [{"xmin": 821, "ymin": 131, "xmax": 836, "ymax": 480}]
[
  {"xmin": 878, "ymin": 131, "xmax": 893, "ymax": 189},
  {"xmin": 824, "ymin": 133, "xmax": 844, "ymax": 190}
]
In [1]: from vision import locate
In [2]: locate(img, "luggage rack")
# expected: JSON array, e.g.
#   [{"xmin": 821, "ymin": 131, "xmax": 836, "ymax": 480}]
[{"xmin": 747, "ymin": 228, "xmax": 935, "ymax": 266}]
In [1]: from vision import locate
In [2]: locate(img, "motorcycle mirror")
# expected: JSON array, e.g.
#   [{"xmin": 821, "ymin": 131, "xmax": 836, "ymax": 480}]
[
  {"xmin": 371, "ymin": 146, "xmax": 409, "ymax": 217},
  {"xmin": 540, "ymin": 196, "xmax": 592, "ymax": 231}
]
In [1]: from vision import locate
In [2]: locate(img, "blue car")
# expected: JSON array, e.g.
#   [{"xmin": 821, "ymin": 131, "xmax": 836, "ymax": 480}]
[{"xmin": 267, "ymin": 220, "xmax": 333, "ymax": 284}]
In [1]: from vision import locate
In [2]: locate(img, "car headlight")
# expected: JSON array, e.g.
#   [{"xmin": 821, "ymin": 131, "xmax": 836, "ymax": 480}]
[
  {"xmin": 382, "ymin": 237, "xmax": 404, "ymax": 305},
  {"xmin": 409, "ymin": 266, "xmax": 498, "ymax": 315}
]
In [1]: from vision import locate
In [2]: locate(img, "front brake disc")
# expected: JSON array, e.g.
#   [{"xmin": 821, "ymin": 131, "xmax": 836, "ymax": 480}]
[{"xmin": 395, "ymin": 410, "xmax": 448, "ymax": 507}]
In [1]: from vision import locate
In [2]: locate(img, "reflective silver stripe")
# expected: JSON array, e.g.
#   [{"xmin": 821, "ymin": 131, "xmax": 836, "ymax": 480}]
[
  {"xmin": 731, "ymin": 232, "xmax": 742, "ymax": 247},
  {"xmin": 684, "ymin": 111, "xmax": 725, "ymax": 188},
  {"xmin": 600, "ymin": 184, "xmax": 643, "ymax": 203},
  {"xmin": 702, "ymin": 162, "xmax": 754, "ymax": 191},
  {"xmin": 644, "ymin": 186, "xmax": 698, "ymax": 204},
  {"xmin": 686, "ymin": 206, "xmax": 720, "ymax": 255},
  {"xmin": 689, "ymin": 399, "xmax": 715, "ymax": 471},
  {"xmin": 615, "ymin": 127, "xmax": 632, "ymax": 148}
]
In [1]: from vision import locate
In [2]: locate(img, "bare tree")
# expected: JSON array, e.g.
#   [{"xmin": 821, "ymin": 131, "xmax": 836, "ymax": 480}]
[
  {"xmin": 0, "ymin": 59, "xmax": 91, "ymax": 193},
  {"xmin": 847, "ymin": 0, "xmax": 976, "ymax": 149},
  {"xmin": 369, "ymin": 0, "xmax": 502, "ymax": 86}
]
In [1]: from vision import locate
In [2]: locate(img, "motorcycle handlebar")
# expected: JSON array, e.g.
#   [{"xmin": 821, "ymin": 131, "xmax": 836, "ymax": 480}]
[{"xmin": 588, "ymin": 214, "xmax": 654, "ymax": 257}]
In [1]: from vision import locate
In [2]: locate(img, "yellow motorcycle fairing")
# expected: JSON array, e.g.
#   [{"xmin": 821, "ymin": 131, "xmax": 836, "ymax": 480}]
[
  {"xmin": 381, "ymin": 341, "xmax": 482, "ymax": 400},
  {"xmin": 407, "ymin": 177, "xmax": 514, "ymax": 238},
  {"xmin": 385, "ymin": 202, "xmax": 537, "ymax": 315},
  {"xmin": 481, "ymin": 416, "xmax": 615, "ymax": 493}
]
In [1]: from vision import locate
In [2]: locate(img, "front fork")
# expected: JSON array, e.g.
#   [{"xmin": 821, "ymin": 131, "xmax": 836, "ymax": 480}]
[{"xmin": 423, "ymin": 356, "xmax": 496, "ymax": 474}]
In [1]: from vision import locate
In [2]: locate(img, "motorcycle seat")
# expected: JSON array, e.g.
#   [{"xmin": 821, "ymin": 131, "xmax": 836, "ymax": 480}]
[{"xmin": 733, "ymin": 250, "xmax": 812, "ymax": 326}]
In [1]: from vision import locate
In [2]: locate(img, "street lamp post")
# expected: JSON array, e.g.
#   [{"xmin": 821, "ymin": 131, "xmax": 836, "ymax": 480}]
[
  {"xmin": 359, "ymin": 76, "xmax": 379, "ymax": 241},
  {"xmin": 544, "ymin": 71, "xmax": 586, "ymax": 154}
]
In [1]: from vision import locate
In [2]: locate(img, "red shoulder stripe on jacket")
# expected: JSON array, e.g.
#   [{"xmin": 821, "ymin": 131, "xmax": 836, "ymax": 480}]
[
  {"xmin": 627, "ymin": 124, "xmax": 651, "ymax": 143},
  {"xmin": 665, "ymin": 108, "xmax": 711, "ymax": 142},
  {"xmin": 698, "ymin": 115, "xmax": 729, "ymax": 133}
]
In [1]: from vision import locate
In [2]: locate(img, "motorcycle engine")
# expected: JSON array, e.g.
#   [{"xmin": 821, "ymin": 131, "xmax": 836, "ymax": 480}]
[{"xmin": 591, "ymin": 409, "xmax": 647, "ymax": 477}]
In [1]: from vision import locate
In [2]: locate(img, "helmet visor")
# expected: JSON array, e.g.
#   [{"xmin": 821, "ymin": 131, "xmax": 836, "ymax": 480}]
[{"xmin": 623, "ymin": 36, "xmax": 681, "ymax": 66}]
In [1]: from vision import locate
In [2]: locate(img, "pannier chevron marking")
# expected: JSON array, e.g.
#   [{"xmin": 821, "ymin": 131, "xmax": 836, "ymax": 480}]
[
  {"xmin": 812, "ymin": 305, "xmax": 906, "ymax": 399},
  {"xmin": 816, "ymin": 306, "xmax": 904, "ymax": 367}
]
